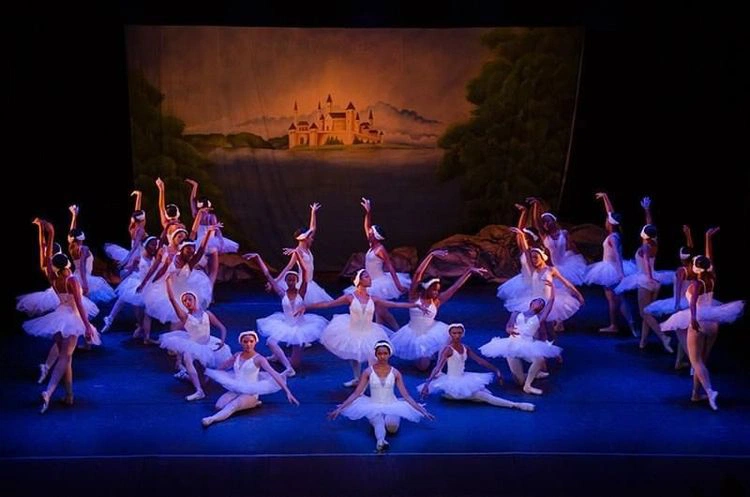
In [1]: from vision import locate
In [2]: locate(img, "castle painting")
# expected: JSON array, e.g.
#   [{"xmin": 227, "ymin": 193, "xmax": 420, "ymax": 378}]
[{"xmin": 288, "ymin": 95, "xmax": 384, "ymax": 147}]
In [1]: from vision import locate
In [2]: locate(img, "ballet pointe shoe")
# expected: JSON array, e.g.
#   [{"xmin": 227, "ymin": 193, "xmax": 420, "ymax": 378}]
[
  {"xmin": 201, "ymin": 416, "xmax": 214, "ymax": 427},
  {"xmin": 282, "ymin": 367, "xmax": 296, "ymax": 378},
  {"xmin": 101, "ymin": 316, "xmax": 113, "ymax": 333},
  {"xmin": 535, "ymin": 371, "xmax": 549, "ymax": 380},
  {"xmin": 37, "ymin": 363, "xmax": 50, "ymax": 384},
  {"xmin": 523, "ymin": 384, "xmax": 543, "ymax": 395},
  {"xmin": 514, "ymin": 402, "xmax": 536, "ymax": 412},
  {"xmin": 598, "ymin": 325, "xmax": 618, "ymax": 334},
  {"xmin": 186, "ymin": 390, "xmax": 206, "ymax": 401},
  {"xmin": 661, "ymin": 336, "xmax": 674, "ymax": 354},
  {"xmin": 376, "ymin": 440, "xmax": 389, "ymax": 453},
  {"xmin": 40, "ymin": 391, "xmax": 50, "ymax": 414},
  {"xmin": 707, "ymin": 390, "xmax": 719, "ymax": 411}
]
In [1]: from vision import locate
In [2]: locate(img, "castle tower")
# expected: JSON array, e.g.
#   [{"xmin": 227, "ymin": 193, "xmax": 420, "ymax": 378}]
[
  {"xmin": 294, "ymin": 101, "xmax": 298, "ymax": 124},
  {"xmin": 326, "ymin": 94, "xmax": 333, "ymax": 114},
  {"xmin": 368, "ymin": 109, "xmax": 374, "ymax": 126}
]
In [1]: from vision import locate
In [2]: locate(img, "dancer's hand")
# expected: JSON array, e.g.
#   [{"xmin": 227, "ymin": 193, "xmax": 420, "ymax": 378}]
[
  {"xmin": 640, "ymin": 196, "xmax": 652, "ymax": 209},
  {"xmin": 594, "ymin": 192, "xmax": 607, "ymax": 200},
  {"xmin": 420, "ymin": 407, "xmax": 435, "ymax": 421},
  {"xmin": 242, "ymin": 252, "xmax": 259, "ymax": 260},
  {"xmin": 130, "ymin": 190, "xmax": 142, "ymax": 197},
  {"xmin": 32, "ymin": 217, "xmax": 41, "ymax": 225},
  {"xmin": 293, "ymin": 305, "xmax": 306, "ymax": 317},
  {"xmin": 282, "ymin": 247, "xmax": 296, "ymax": 256},
  {"xmin": 184, "ymin": 178, "xmax": 198, "ymax": 188},
  {"xmin": 155, "ymin": 177, "xmax": 164, "ymax": 189},
  {"xmin": 310, "ymin": 202, "xmax": 321, "ymax": 212},
  {"xmin": 525, "ymin": 197, "xmax": 540, "ymax": 205},
  {"xmin": 420, "ymin": 383, "xmax": 430, "ymax": 399},
  {"xmin": 360, "ymin": 197, "xmax": 371, "ymax": 212},
  {"xmin": 213, "ymin": 341, "xmax": 225, "ymax": 351},
  {"xmin": 327, "ymin": 407, "xmax": 342, "ymax": 420},
  {"xmin": 287, "ymin": 392, "xmax": 300, "ymax": 406},
  {"xmin": 706, "ymin": 226, "xmax": 720, "ymax": 237},
  {"xmin": 515, "ymin": 203, "xmax": 526, "ymax": 211},
  {"xmin": 68, "ymin": 204, "xmax": 79, "ymax": 215},
  {"xmin": 430, "ymin": 249, "xmax": 449, "ymax": 258},
  {"xmin": 509, "ymin": 227, "xmax": 522, "ymax": 234},
  {"xmin": 470, "ymin": 267, "xmax": 489, "ymax": 277}
]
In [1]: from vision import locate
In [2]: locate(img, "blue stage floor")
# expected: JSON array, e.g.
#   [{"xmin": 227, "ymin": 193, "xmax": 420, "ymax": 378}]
[{"xmin": 2, "ymin": 282, "xmax": 748, "ymax": 496}]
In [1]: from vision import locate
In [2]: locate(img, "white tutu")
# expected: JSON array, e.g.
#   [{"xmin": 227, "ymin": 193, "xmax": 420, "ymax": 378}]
[
  {"xmin": 660, "ymin": 300, "xmax": 745, "ymax": 331},
  {"xmin": 79, "ymin": 274, "xmax": 117, "ymax": 303},
  {"xmin": 614, "ymin": 270, "xmax": 674, "ymax": 294},
  {"xmin": 197, "ymin": 225, "xmax": 239, "ymax": 254},
  {"xmin": 23, "ymin": 300, "xmax": 95, "ymax": 340},
  {"xmin": 115, "ymin": 273, "xmax": 146, "ymax": 307},
  {"xmin": 278, "ymin": 279, "xmax": 333, "ymax": 304},
  {"xmin": 257, "ymin": 312, "xmax": 328, "ymax": 345},
  {"xmin": 16, "ymin": 287, "xmax": 99, "ymax": 318},
  {"xmin": 391, "ymin": 320, "xmax": 449, "ymax": 360},
  {"xmin": 417, "ymin": 372, "xmax": 493, "ymax": 399},
  {"xmin": 204, "ymin": 368, "xmax": 282, "ymax": 395},
  {"xmin": 552, "ymin": 252, "xmax": 588, "ymax": 286},
  {"xmin": 144, "ymin": 270, "xmax": 213, "ymax": 324},
  {"xmin": 645, "ymin": 296, "xmax": 689, "ymax": 316},
  {"xmin": 496, "ymin": 273, "xmax": 531, "ymax": 300},
  {"xmin": 320, "ymin": 314, "xmax": 391, "ymax": 362},
  {"xmin": 159, "ymin": 331, "xmax": 231, "ymax": 367},
  {"xmin": 344, "ymin": 273, "xmax": 411, "ymax": 300},
  {"xmin": 584, "ymin": 261, "xmax": 624, "ymax": 288},
  {"xmin": 340, "ymin": 396, "xmax": 424, "ymax": 422},
  {"xmin": 104, "ymin": 243, "xmax": 130, "ymax": 264},
  {"xmin": 479, "ymin": 336, "xmax": 562, "ymax": 362},
  {"xmin": 504, "ymin": 287, "xmax": 581, "ymax": 322}
]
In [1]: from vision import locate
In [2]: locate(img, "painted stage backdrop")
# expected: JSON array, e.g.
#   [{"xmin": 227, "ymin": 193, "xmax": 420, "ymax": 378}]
[{"xmin": 125, "ymin": 27, "xmax": 583, "ymax": 271}]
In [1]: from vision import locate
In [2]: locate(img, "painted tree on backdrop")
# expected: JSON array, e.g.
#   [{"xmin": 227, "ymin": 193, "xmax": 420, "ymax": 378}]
[{"xmin": 438, "ymin": 27, "xmax": 583, "ymax": 231}]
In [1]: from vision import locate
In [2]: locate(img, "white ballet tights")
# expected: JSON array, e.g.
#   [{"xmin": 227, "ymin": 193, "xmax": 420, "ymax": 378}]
[{"xmin": 370, "ymin": 414, "xmax": 400, "ymax": 443}]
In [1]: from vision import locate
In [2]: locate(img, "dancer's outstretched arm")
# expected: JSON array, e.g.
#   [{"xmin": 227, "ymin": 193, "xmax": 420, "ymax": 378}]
[
  {"xmin": 439, "ymin": 267, "xmax": 488, "ymax": 303},
  {"xmin": 328, "ymin": 369, "xmax": 371, "ymax": 419},
  {"xmin": 255, "ymin": 355, "xmax": 300, "ymax": 405},
  {"xmin": 421, "ymin": 346, "xmax": 452, "ymax": 398},
  {"xmin": 206, "ymin": 310, "xmax": 227, "ymax": 350},
  {"xmin": 394, "ymin": 369, "xmax": 434, "ymax": 419}
]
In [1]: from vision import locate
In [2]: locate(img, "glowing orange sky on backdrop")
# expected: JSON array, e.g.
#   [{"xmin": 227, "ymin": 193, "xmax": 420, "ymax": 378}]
[{"xmin": 126, "ymin": 27, "xmax": 497, "ymax": 137}]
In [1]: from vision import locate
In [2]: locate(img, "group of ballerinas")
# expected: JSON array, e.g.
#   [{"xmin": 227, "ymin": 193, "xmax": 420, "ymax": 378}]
[{"xmin": 16, "ymin": 180, "xmax": 745, "ymax": 452}]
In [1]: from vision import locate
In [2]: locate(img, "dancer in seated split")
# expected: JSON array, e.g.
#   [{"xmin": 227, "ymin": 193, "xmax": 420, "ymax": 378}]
[
  {"xmin": 480, "ymin": 286, "xmax": 562, "ymax": 396},
  {"xmin": 244, "ymin": 252, "xmax": 328, "ymax": 375},
  {"xmin": 24, "ymin": 218, "xmax": 99, "ymax": 413},
  {"xmin": 420, "ymin": 324, "xmax": 535, "ymax": 411},
  {"xmin": 328, "ymin": 340, "xmax": 434, "ymax": 452},
  {"xmin": 202, "ymin": 330, "xmax": 299, "ymax": 427},
  {"xmin": 300, "ymin": 269, "xmax": 427, "ymax": 388},
  {"xmin": 159, "ymin": 274, "xmax": 231, "ymax": 401}
]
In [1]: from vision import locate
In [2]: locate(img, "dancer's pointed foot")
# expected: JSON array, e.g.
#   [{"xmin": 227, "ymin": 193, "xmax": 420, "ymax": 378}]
[
  {"xmin": 708, "ymin": 390, "xmax": 719, "ymax": 411},
  {"xmin": 201, "ymin": 416, "xmax": 214, "ymax": 427},
  {"xmin": 376, "ymin": 440, "xmax": 389, "ymax": 453},
  {"xmin": 132, "ymin": 327, "xmax": 144, "ymax": 339},
  {"xmin": 514, "ymin": 402, "xmax": 536, "ymax": 412},
  {"xmin": 661, "ymin": 336, "xmax": 674, "ymax": 354},
  {"xmin": 535, "ymin": 371, "xmax": 549, "ymax": 380},
  {"xmin": 40, "ymin": 391, "xmax": 50, "ymax": 414},
  {"xmin": 143, "ymin": 337, "xmax": 160, "ymax": 345},
  {"xmin": 101, "ymin": 316, "xmax": 113, "ymax": 333},
  {"xmin": 186, "ymin": 390, "xmax": 206, "ymax": 401},
  {"xmin": 37, "ymin": 363, "xmax": 49, "ymax": 384},
  {"xmin": 523, "ymin": 384, "xmax": 543, "ymax": 395},
  {"xmin": 598, "ymin": 325, "xmax": 618, "ymax": 334},
  {"xmin": 282, "ymin": 368, "xmax": 296, "ymax": 378}
]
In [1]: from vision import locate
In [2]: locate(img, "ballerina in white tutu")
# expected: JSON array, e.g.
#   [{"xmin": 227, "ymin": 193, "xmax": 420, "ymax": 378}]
[
  {"xmin": 644, "ymin": 225, "xmax": 697, "ymax": 364},
  {"xmin": 344, "ymin": 198, "xmax": 411, "ymax": 330},
  {"xmin": 186, "ymin": 178, "xmax": 239, "ymax": 287},
  {"xmin": 527, "ymin": 197, "xmax": 588, "ymax": 287},
  {"xmin": 329, "ymin": 340, "xmax": 434, "ymax": 452},
  {"xmin": 24, "ymin": 219, "xmax": 98, "ymax": 413},
  {"xmin": 614, "ymin": 197, "xmax": 674, "ymax": 348},
  {"xmin": 244, "ymin": 252, "xmax": 328, "ymax": 376},
  {"xmin": 103, "ymin": 190, "xmax": 147, "ymax": 273},
  {"xmin": 301, "ymin": 269, "xmax": 427, "ymax": 387},
  {"xmin": 155, "ymin": 177, "xmax": 187, "ymax": 246},
  {"xmin": 497, "ymin": 203, "xmax": 545, "ymax": 302},
  {"xmin": 67, "ymin": 204, "xmax": 116, "ymax": 304},
  {"xmin": 276, "ymin": 201, "xmax": 333, "ymax": 305},
  {"xmin": 391, "ymin": 248, "xmax": 488, "ymax": 370},
  {"xmin": 584, "ymin": 192, "xmax": 638, "ymax": 335},
  {"xmin": 501, "ymin": 226, "xmax": 584, "ymax": 338},
  {"xmin": 159, "ymin": 274, "xmax": 231, "ymax": 401},
  {"xmin": 17, "ymin": 223, "xmax": 98, "ymax": 319},
  {"xmin": 202, "ymin": 330, "xmax": 299, "ymax": 427},
  {"xmin": 420, "ymin": 324, "xmax": 535, "ymax": 411},
  {"xmin": 660, "ymin": 234, "xmax": 745, "ymax": 410},
  {"xmin": 480, "ymin": 288, "xmax": 562, "ymax": 395},
  {"xmin": 100, "ymin": 235, "xmax": 160, "ymax": 334}
]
